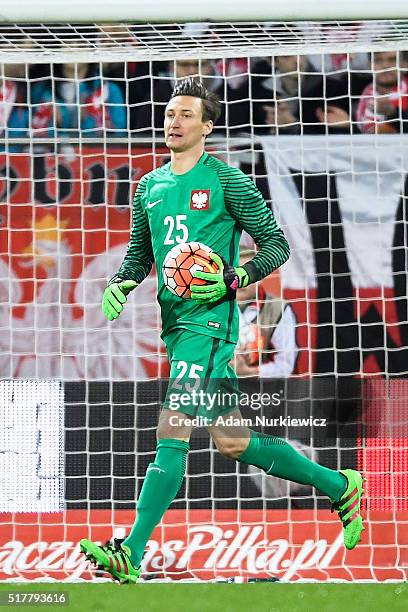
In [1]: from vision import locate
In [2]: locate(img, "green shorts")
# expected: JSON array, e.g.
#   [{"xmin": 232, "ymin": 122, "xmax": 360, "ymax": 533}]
[{"xmin": 163, "ymin": 328, "xmax": 239, "ymax": 421}]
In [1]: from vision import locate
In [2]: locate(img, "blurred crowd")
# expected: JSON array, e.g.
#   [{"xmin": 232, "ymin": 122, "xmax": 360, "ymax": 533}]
[{"xmin": 1, "ymin": 49, "xmax": 408, "ymax": 142}]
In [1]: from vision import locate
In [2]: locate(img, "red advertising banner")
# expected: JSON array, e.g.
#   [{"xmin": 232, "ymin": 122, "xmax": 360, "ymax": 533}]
[{"xmin": 0, "ymin": 510, "xmax": 407, "ymax": 582}]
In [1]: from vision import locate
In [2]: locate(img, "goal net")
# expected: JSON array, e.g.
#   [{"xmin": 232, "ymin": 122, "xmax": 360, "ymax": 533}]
[{"xmin": 1, "ymin": 17, "xmax": 407, "ymax": 582}]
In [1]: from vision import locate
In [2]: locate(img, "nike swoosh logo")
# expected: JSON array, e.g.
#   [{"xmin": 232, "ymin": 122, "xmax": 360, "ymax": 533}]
[
  {"xmin": 147, "ymin": 466, "xmax": 165, "ymax": 474},
  {"xmin": 147, "ymin": 199, "xmax": 162, "ymax": 209}
]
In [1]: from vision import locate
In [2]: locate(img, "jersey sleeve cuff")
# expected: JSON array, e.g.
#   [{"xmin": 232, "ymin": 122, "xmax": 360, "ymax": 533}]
[
  {"xmin": 242, "ymin": 261, "xmax": 261, "ymax": 284},
  {"xmin": 108, "ymin": 274, "xmax": 126, "ymax": 286}
]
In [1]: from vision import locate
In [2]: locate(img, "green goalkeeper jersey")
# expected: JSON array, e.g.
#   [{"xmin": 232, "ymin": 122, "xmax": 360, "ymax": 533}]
[{"xmin": 117, "ymin": 152, "xmax": 290, "ymax": 343}]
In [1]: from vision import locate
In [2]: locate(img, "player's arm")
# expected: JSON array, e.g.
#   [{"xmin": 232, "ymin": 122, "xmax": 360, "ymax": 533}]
[
  {"xmin": 191, "ymin": 168, "xmax": 290, "ymax": 303},
  {"xmin": 102, "ymin": 175, "xmax": 154, "ymax": 320},
  {"xmin": 224, "ymin": 168, "xmax": 290, "ymax": 283}
]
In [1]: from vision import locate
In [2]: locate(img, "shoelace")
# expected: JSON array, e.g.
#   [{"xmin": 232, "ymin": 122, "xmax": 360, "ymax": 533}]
[
  {"xmin": 113, "ymin": 538, "xmax": 125, "ymax": 549},
  {"xmin": 100, "ymin": 538, "xmax": 124, "ymax": 553},
  {"xmin": 102, "ymin": 539, "xmax": 133, "ymax": 578}
]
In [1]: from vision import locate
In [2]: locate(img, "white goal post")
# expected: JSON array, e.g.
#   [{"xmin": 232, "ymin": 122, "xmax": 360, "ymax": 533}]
[
  {"xmin": 1, "ymin": 0, "xmax": 408, "ymax": 22},
  {"xmin": 1, "ymin": 2, "xmax": 408, "ymax": 583},
  {"xmin": 0, "ymin": 3, "xmax": 408, "ymax": 63}
]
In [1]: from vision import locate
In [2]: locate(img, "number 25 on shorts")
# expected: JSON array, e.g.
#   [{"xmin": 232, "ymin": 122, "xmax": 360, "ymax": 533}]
[{"xmin": 171, "ymin": 360, "xmax": 204, "ymax": 392}]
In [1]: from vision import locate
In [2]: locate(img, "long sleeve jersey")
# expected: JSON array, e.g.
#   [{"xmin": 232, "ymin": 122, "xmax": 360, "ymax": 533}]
[{"xmin": 117, "ymin": 152, "xmax": 290, "ymax": 343}]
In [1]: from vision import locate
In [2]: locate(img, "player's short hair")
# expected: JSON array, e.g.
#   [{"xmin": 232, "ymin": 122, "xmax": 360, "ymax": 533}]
[{"xmin": 171, "ymin": 77, "xmax": 222, "ymax": 123}]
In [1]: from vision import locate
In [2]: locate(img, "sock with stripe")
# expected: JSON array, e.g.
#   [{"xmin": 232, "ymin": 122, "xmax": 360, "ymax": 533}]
[
  {"xmin": 123, "ymin": 438, "xmax": 189, "ymax": 567},
  {"xmin": 238, "ymin": 430, "xmax": 347, "ymax": 502}
]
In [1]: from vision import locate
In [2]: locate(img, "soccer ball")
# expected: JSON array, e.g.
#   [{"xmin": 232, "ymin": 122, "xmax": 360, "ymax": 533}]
[{"xmin": 162, "ymin": 241, "xmax": 219, "ymax": 299}]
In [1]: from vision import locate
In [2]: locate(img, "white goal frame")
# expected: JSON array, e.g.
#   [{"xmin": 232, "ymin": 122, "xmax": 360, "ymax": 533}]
[
  {"xmin": 1, "ymin": 0, "xmax": 408, "ymax": 22},
  {"xmin": 1, "ymin": 1, "xmax": 407, "ymax": 585}
]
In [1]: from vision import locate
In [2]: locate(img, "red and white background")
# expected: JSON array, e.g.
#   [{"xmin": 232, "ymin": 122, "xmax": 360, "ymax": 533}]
[
  {"xmin": 1, "ymin": 510, "xmax": 407, "ymax": 582},
  {"xmin": 0, "ymin": 135, "xmax": 407, "ymax": 581}
]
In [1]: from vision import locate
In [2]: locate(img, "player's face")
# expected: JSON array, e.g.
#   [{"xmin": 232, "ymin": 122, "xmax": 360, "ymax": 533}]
[{"xmin": 164, "ymin": 96, "xmax": 213, "ymax": 153}]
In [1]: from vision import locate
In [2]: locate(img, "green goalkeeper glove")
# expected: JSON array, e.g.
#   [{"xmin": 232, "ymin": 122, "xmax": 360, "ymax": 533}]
[
  {"xmin": 191, "ymin": 252, "xmax": 249, "ymax": 304},
  {"xmin": 102, "ymin": 276, "xmax": 138, "ymax": 320}
]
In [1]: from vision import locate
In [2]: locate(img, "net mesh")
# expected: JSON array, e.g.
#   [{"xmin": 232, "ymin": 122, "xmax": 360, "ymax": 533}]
[
  {"xmin": 0, "ymin": 21, "xmax": 408, "ymax": 62},
  {"xmin": 0, "ymin": 22, "xmax": 407, "ymax": 582}
]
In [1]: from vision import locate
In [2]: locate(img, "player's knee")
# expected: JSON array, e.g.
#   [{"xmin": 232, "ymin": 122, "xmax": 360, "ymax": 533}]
[
  {"xmin": 156, "ymin": 421, "xmax": 187, "ymax": 440},
  {"xmin": 214, "ymin": 437, "xmax": 248, "ymax": 459},
  {"xmin": 156, "ymin": 409, "xmax": 192, "ymax": 441}
]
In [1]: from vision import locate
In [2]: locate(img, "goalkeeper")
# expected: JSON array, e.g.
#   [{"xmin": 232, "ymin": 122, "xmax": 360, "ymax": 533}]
[{"xmin": 80, "ymin": 77, "xmax": 364, "ymax": 583}]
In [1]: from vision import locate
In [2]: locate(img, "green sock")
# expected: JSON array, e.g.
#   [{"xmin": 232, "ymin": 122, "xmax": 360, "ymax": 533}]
[
  {"xmin": 123, "ymin": 438, "xmax": 189, "ymax": 567},
  {"xmin": 239, "ymin": 431, "xmax": 346, "ymax": 502}
]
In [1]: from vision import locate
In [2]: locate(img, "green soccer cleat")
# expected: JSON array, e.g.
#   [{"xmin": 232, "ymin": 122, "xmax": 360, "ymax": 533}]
[
  {"xmin": 80, "ymin": 538, "xmax": 141, "ymax": 584},
  {"xmin": 331, "ymin": 469, "xmax": 365, "ymax": 550}
]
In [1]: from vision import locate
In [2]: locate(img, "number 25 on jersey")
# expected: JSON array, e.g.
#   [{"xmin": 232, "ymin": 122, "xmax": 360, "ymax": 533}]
[{"xmin": 163, "ymin": 215, "xmax": 189, "ymax": 245}]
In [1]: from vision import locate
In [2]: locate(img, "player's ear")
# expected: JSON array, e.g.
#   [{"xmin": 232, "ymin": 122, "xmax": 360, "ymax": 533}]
[{"xmin": 203, "ymin": 120, "xmax": 213, "ymax": 137}]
